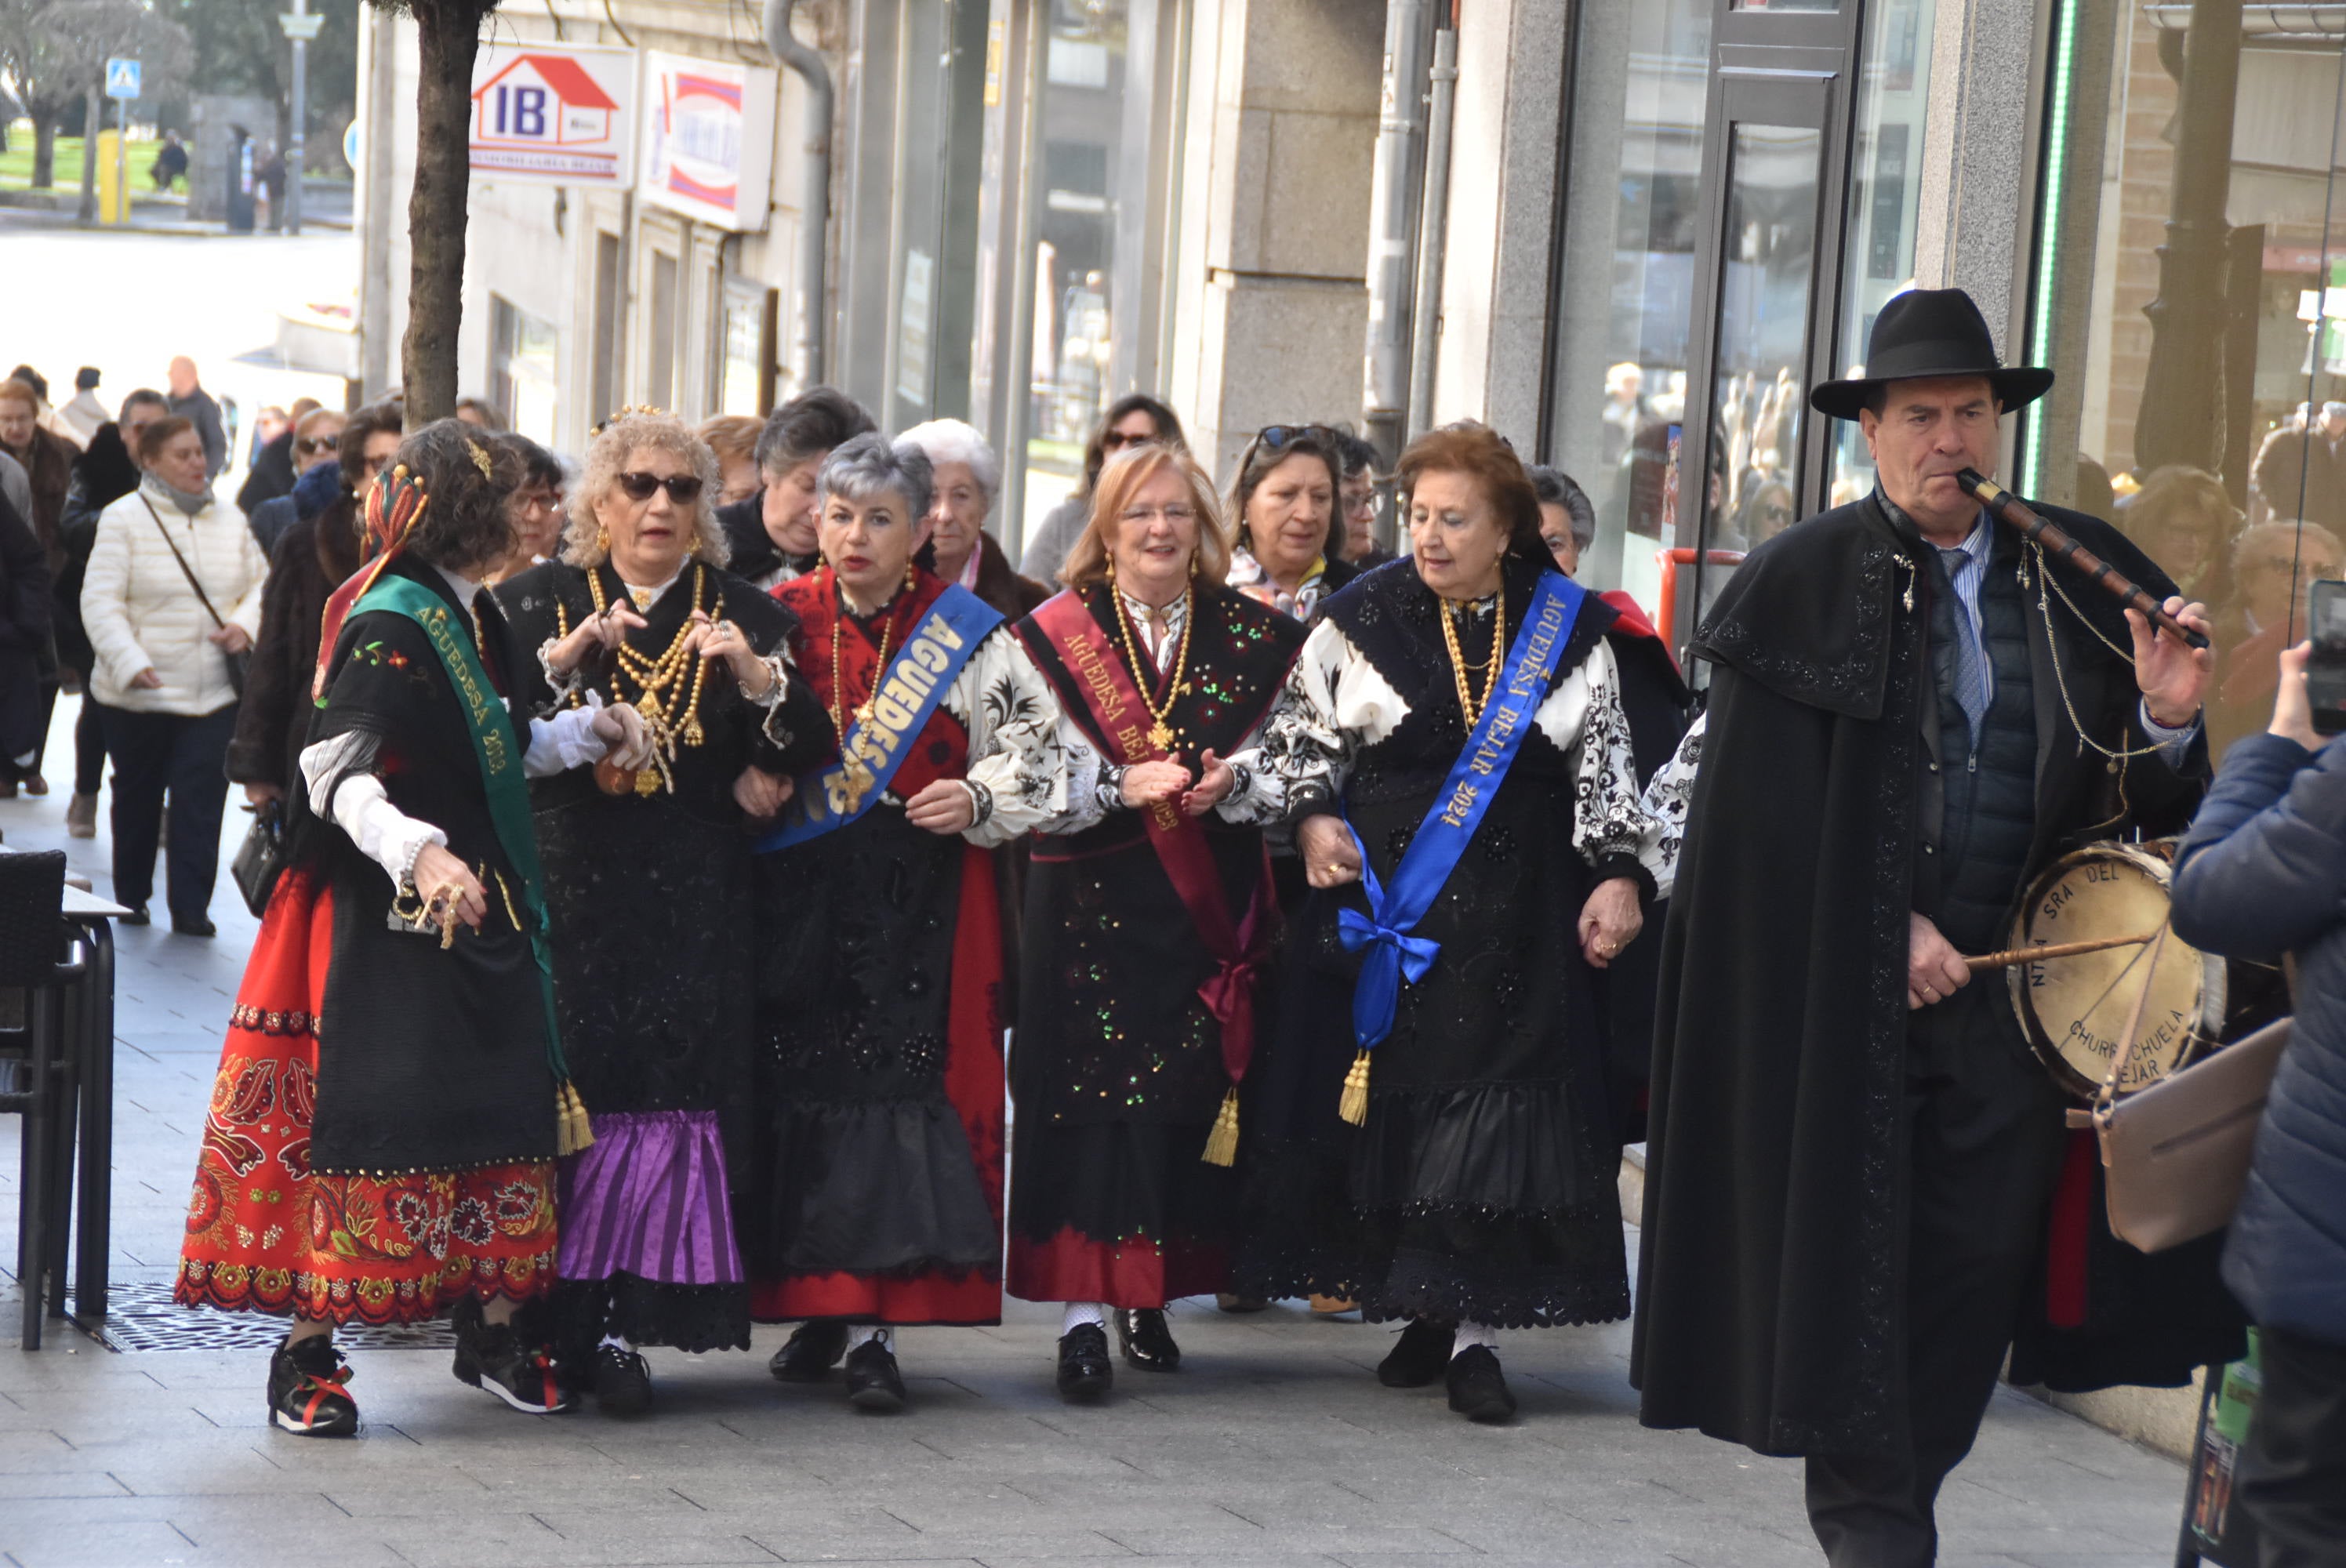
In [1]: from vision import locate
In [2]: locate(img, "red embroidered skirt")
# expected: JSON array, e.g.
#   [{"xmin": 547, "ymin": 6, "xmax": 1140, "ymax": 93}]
[{"xmin": 175, "ymin": 870, "xmax": 559, "ymax": 1327}]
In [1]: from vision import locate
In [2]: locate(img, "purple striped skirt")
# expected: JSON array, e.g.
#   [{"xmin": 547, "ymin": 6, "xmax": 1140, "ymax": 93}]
[{"xmin": 557, "ymin": 1109, "xmax": 744, "ymax": 1287}]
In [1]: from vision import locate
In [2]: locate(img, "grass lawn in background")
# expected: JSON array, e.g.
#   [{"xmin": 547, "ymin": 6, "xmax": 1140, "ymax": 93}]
[{"xmin": 0, "ymin": 131, "xmax": 176, "ymax": 194}]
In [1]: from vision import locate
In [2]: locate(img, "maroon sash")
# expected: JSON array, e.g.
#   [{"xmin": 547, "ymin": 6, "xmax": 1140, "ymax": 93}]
[{"xmin": 1024, "ymin": 590, "xmax": 1269, "ymax": 1087}]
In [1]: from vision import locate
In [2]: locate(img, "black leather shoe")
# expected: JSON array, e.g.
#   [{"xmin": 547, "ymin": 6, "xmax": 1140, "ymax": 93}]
[
  {"xmin": 843, "ymin": 1338, "xmax": 906, "ymax": 1412},
  {"xmin": 267, "ymin": 1334, "xmax": 357, "ymax": 1436},
  {"xmin": 590, "ymin": 1343, "xmax": 652, "ymax": 1417},
  {"xmin": 1113, "ymin": 1308, "xmax": 1180, "ymax": 1372},
  {"xmin": 1446, "ymin": 1344, "xmax": 1517, "ymax": 1423},
  {"xmin": 172, "ymin": 916, "xmax": 216, "ymax": 938},
  {"xmin": 769, "ymin": 1319, "xmax": 851, "ymax": 1382},
  {"xmin": 118, "ymin": 904, "xmax": 148, "ymax": 927},
  {"xmin": 1055, "ymin": 1323, "xmax": 1112, "ymax": 1402},
  {"xmin": 1376, "ymin": 1317, "xmax": 1454, "ymax": 1388},
  {"xmin": 450, "ymin": 1296, "xmax": 575, "ymax": 1414}
]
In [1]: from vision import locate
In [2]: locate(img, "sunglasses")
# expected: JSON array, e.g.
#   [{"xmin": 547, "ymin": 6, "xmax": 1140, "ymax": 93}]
[
  {"xmin": 615, "ymin": 470, "xmax": 704, "ymax": 503},
  {"xmin": 296, "ymin": 434, "xmax": 340, "ymax": 456},
  {"xmin": 1101, "ymin": 426, "xmax": 1157, "ymax": 451}
]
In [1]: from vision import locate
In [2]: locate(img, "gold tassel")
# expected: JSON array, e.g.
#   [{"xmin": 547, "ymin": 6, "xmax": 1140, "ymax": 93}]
[
  {"xmin": 555, "ymin": 1080, "xmax": 595, "ymax": 1156},
  {"xmin": 1200, "ymin": 1087, "xmax": 1240, "ymax": 1167},
  {"xmin": 1338, "ymin": 1050, "xmax": 1371, "ymax": 1127}
]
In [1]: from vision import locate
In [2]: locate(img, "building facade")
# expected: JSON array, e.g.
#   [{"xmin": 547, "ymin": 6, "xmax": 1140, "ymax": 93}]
[{"xmin": 354, "ymin": 0, "xmax": 2339, "ymax": 726}]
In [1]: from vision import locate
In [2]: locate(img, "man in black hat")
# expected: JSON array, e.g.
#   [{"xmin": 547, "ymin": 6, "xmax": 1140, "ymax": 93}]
[{"xmin": 1632, "ymin": 289, "xmax": 2217, "ymax": 1565}]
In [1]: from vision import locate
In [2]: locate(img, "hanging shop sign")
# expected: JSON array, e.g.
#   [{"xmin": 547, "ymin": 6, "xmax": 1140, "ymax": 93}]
[
  {"xmin": 639, "ymin": 50, "xmax": 776, "ymax": 232},
  {"xmin": 470, "ymin": 40, "xmax": 638, "ymax": 187}
]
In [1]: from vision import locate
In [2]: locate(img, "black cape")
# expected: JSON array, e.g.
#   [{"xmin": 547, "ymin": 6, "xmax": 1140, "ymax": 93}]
[{"xmin": 1632, "ymin": 492, "xmax": 2223, "ymax": 1457}]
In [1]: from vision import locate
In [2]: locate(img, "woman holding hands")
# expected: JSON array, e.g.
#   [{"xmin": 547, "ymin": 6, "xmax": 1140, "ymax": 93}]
[
  {"xmin": 498, "ymin": 412, "xmax": 832, "ymax": 1415},
  {"xmin": 1008, "ymin": 445, "xmax": 1306, "ymax": 1399}
]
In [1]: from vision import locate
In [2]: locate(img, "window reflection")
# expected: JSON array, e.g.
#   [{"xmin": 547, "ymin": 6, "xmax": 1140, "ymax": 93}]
[
  {"xmin": 2039, "ymin": 3, "xmax": 2346, "ymax": 760},
  {"xmin": 1544, "ymin": 0, "xmax": 1711, "ymax": 619}
]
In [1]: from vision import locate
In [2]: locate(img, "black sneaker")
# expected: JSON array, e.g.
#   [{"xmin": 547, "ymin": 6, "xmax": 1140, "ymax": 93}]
[
  {"xmin": 843, "ymin": 1337, "xmax": 906, "ymax": 1412},
  {"xmin": 1055, "ymin": 1322, "xmax": 1113, "ymax": 1403},
  {"xmin": 267, "ymin": 1334, "xmax": 358, "ymax": 1437},
  {"xmin": 1445, "ymin": 1344, "xmax": 1517, "ymax": 1423},
  {"xmin": 1376, "ymin": 1317, "xmax": 1454, "ymax": 1388},
  {"xmin": 172, "ymin": 916, "xmax": 217, "ymax": 938},
  {"xmin": 769, "ymin": 1319, "xmax": 851, "ymax": 1382},
  {"xmin": 1113, "ymin": 1308, "xmax": 1181, "ymax": 1372},
  {"xmin": 118, "ymin": 904, "xmax": 149, "ymax": 927},
  {"xmin": 590, "ymin": 1343, "xmax": 652, "ymax": 1417},
  {"xmin": 450, "ymin": 1296, "xmax": 575, "ymax": 1414}
]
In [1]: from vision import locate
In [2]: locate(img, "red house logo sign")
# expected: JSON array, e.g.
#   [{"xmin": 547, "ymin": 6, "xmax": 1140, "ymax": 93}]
[{"xmin": 470, "ymin": 47, "xmax": 634, "ymax": 185}]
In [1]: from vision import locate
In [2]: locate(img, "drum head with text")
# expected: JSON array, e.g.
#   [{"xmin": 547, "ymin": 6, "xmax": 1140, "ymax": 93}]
[{"xmin": 2006, "ymin": 844, "xmax": 2224, "ymax": 1100}]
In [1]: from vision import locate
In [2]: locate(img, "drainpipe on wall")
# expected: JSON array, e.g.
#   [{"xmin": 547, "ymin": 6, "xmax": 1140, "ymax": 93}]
[
  {"xmin": 1404, "ymin": 14, "xmax": 1457, "ymax": 441},
  {"xmin": 764, "ymin": 0, "xmax": 833, "ymax": 390},
  {"xmin": 1361, "ymin": 0, "xmax": 1432, "ymax": 463}
]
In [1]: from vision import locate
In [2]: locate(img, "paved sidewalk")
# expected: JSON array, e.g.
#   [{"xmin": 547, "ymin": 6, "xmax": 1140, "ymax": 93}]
[{"xmin": 1, "ymin": 700, "xmax": 2198, "ymax": 1568}]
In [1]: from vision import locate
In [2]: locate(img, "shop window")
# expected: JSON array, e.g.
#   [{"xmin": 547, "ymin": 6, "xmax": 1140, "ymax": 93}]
[
  {"xmin": 1543, "ymin": 0, "xmax": 1715, "ymax": 616},
  {"xmin": 647, "ymin": 250, "xmax": 680, "ymax": 412},
  {"xmin": 2025, "ymin": 2, "xmax": 2346, "ymax": 761},
  {"xmin": 488, "ymin": 294, "xmax": 558, "ymax": 447}
]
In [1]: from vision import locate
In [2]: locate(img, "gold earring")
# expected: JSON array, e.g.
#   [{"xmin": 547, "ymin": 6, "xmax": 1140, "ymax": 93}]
[
  {"xmin": 1189, "ymin": 552, "xmax": 1200, "ymax": 579},
  {"xmin": 905, "ymin": 560, "xmax": 917, "ymax": 592},
  {"xmin": 594, "ymin": 522, "xmax": 611, "ymax": 554}
]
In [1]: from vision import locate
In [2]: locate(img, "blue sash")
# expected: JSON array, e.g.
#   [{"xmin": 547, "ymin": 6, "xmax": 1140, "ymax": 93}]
[
  {"xmin": 1336, "ymin": 569, "xmax": 1587, "ymax": 1051},
  {"xmin": 756, "ymin": 583, "xmax": 1004, "ymax": 852}
]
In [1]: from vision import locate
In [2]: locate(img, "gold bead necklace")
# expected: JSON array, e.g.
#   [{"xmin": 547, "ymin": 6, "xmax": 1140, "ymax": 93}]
[
  {"xmin": 829, "ymin": 575, "xmax": 898, "ymax": 740},
  {"xmin": 1437, "ymin": 583, "xmax": 1507, "ymax": 728},
  {"xmin": 1106, "ymin": 564, "xmax": 1195, "ymax": 753}
]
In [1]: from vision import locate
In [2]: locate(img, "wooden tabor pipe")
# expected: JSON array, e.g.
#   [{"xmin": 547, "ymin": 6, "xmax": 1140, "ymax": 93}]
[
  {"xmin": 1957, "ymin": 470, "xmax": 2212, "ymax": 650},
  {"xmin": 1964, "ymin": 929, "xmax": 2163, "ymax": 974}
]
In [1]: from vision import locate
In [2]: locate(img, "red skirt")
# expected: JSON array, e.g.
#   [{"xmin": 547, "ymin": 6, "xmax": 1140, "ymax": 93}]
[
  {"xmin": 174, "ymin": 870, "xmax": 559, "ymax": 1328},
  {"xmin": 750, "ymin": 843, "xmax": 1006, "ymax": 1326}
]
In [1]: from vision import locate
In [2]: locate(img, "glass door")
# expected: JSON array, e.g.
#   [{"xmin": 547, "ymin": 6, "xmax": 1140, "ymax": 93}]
[{"xmin": 1670, "ymin": 1, "xmax": 1858, "ymax": 644}]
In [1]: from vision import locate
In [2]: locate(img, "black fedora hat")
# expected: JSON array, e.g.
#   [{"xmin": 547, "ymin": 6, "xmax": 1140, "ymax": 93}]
[{"xmin": 1809, "ymin": 288, "xmax": 2054, "ymax": 421}]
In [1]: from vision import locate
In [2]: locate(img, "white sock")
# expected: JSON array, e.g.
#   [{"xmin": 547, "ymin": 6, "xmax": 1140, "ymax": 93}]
[
  {"xmin": 1451, "ymin": 1322, "xmax": 1500, "ymax": 1359},
  {"xmin": 847, "ymin": 1324, "xmax": 891, "ymax": 1351},
  {"xmin": 1061, "ymin": 1302, "xmax": 1106, "ymax": 1334}
]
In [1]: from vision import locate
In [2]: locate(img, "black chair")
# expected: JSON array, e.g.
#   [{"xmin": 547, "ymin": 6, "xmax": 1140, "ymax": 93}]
[{"xmin": 0, "ymin": 849, "xmax": 77, "ymax": 1348}]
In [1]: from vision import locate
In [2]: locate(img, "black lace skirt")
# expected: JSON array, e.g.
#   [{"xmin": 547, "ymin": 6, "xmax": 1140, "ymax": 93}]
[{"xmin": 1232, "ymin": 780, "xmax": 1631, "ymax": 1328}]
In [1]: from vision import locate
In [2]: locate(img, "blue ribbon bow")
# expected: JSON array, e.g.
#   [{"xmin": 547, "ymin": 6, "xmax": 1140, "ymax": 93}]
[{"xmin": 1336, "ymin": 824, "xmax": 1442, "ymax": 1050}]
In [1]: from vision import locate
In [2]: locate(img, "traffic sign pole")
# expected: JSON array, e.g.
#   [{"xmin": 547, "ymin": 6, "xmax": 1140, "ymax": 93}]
[
  {"xmin": 278, "ymin": 5, "xmax": 321, "ymax": 234},
  {"xmin": 103, "ymin": 58, "xmax": 139, "ymax": 227}
]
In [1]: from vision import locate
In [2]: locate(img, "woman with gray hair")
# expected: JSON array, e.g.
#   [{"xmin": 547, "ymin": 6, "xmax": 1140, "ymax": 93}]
[
  {"xmin": 897, "ymin": 417, "xmax": 1050, "ymax": 619},
  {"xmin": 1528, "ymin": 464, "xmax": 1597, "ymax": 578},
  {"xmin": 748, "ymin": 431, "xmax": 1081, "ymax": 1413},
  {"xmin": 496, "ymin": 412, "xmax": 833, "ymax": 1415}
]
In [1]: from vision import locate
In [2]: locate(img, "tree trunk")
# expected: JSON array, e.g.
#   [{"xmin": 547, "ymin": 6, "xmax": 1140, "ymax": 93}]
[
  {"xmin": 400, "ymin": 2, "xmax": 484, "ymax": 426},
  {"xmin": 31, "ymin": 118, "xmax": 57, "ymax": 189}
]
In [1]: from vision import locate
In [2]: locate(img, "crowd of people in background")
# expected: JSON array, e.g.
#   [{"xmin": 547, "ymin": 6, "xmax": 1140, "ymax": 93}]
[{"xmin": 0, "ymin": 334, "xmax": 2340, "ymax": 1566}]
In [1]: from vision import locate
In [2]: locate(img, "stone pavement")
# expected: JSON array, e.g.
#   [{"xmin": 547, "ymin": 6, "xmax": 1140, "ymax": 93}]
[{"xmin": 1, "ymin": 700, "xmax": 2198, "ymax": 1568}]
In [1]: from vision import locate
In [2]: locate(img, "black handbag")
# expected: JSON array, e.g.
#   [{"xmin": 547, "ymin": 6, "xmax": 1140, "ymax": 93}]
[
  {"xmin": 231, "ymin": 799, "xmax": 287, "ymax": 917},
  {"xmin": 138, "ymin": 495, "xmax": 250, "ymax": 695}
]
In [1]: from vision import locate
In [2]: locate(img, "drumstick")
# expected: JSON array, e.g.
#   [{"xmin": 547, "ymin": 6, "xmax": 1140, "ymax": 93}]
[
  {"xmin": 1956, "ymin": 470, "xmax": 2211, "ymax": 650},
  {"xmin": 1963, "ymin": 929, "xmax": 2163, "ymax": 973}
]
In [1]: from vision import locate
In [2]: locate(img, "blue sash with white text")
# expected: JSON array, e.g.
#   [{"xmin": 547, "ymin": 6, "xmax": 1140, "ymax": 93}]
[
  {"xmin": 1336, "ymin": 569, "xmax": 1587, "ymax": 1051},
  {"xmin": 755, "ymin": 583, "xmax": 1004, "ymax": 851}
]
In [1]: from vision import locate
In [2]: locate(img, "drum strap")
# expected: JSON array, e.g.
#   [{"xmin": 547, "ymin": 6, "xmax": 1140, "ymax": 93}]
[{"xmin": 2090, "ymin": 924, "xmax": 2172, "ymax": 1127}]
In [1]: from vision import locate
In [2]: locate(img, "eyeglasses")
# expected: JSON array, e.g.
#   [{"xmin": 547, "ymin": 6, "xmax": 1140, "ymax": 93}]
[
  {"xmin": 296, "ymin": 434, "xmax": 339, "ymax": 456},
  {"xmin": 1118, "ymin": 504, "xmax": 1197, "ymax": 525},
  {"xmin": 1101, "ymin": 426, "xmax": 1157, "ymax": 452},
  {"xmin": 615, "ymin": 470, "xmax": 704, "ymax": 504}
]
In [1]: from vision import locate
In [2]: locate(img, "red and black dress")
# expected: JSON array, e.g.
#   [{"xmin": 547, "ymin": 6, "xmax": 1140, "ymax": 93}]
[
  {"xmin": 744, "ymin": 564, "xmax": 1074, "ymax": 1326},
  {"xmin": 1007, "ymin": 583, "xmax": 1304, "ymax": 1306},
  {"xmin": 178, "ymin": 557, "xmax": 563, "ymax": 1327}
]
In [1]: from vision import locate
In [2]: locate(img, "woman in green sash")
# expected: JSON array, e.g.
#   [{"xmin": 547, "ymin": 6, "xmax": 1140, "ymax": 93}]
[
  {"xmin": 1222, "ymin": 422, "xmax": 1657, "ymax": 1424},
  {"xmin": 177, "ymin": 420, "xmax": 654, "ymax": 1436}
]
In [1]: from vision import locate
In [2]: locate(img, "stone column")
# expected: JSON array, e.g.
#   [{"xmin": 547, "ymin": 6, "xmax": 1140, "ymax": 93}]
[
  {"xmin": 1164, "ymin": 0, "xmax": 1384, "ymax": 477},
  {"xmin": 1912, "ymin": 0, "xmax": 2047, "ymax": 361}
]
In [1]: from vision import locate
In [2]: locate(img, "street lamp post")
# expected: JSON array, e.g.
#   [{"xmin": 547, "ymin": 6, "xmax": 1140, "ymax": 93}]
[{"xmin": 278, "ymin": 0, "xmax": 323, "ymax": 234}]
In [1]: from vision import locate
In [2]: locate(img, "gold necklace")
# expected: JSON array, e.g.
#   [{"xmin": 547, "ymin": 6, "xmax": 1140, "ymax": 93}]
[
  {"xmin": 565, "ymin": 564, "xmax": 715, "ymax": 794},
  {"xmin": 1437, "ymin": 584, "xmax": 1507, "ymax": 728},
  {"xmin": 1106, "ymin": 568, "xmax": 1194, "ymax": 753},
  {"xmin": 829, "ymin": 575, "xmax": 898, "ymax": 741}
]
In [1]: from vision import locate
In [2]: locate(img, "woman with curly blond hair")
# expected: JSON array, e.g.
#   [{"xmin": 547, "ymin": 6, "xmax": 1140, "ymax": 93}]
[{"xmin": 496, "ymin": 412, "xmax": 833, "ymax": 1415}]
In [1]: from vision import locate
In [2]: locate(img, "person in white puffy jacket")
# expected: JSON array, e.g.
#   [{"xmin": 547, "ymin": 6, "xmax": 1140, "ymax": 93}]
[{"xmin": 80, "ymin": 415, "xmax": 267, "ymax": 933}]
